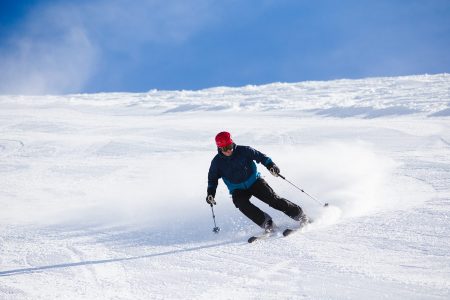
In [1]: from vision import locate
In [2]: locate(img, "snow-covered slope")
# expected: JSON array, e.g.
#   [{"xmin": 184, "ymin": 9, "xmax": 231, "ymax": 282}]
[{"xmin": 1, "ymin": 74, "xmax": 449, "ymax": 299}]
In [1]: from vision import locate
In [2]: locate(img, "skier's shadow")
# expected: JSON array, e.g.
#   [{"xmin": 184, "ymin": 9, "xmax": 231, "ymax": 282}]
[{"xmin": 0, "ymin": 240, "xmax": 233, "ymax": 277}]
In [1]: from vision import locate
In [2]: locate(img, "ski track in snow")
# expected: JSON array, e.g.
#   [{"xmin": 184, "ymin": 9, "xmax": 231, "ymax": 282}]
[{"xmin": 0, "ymin": 74, "xmax": 449, "ymax": 299}]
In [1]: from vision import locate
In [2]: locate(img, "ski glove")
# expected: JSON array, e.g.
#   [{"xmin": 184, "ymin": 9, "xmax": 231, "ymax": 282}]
[
  {"xmin": 206, "ymin": 195, "xmax": 216, "ymax": 206},
  {"xmin": 267, "ymin": 162, "xmax": 280, "ymax": 177},
  {"xmin": 206, "ymin": 187, "xmax": 216, "ymax": 206}
]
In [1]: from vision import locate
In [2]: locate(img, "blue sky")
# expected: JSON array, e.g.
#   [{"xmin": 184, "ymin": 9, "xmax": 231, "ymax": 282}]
[{"xmin": 1, "ymin": 0, "xmax": 449, "ymax": 94}]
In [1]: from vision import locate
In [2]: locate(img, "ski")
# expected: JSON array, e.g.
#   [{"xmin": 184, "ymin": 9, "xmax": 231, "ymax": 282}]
[
  {"xmin": 247, "ymin": 231, "xmax": 274, "ymax": 243},
  {"xmin": 282, "ymin": 228, "xmax": 299, "ymax": 237},
  {"xmin": 283, "ymin": 218, "xmax": 314, "ymax": 237},
  {"xmin": 248, "ymin": 218, "xmax": 313, "ymax": 242},
  {"xmin": 248, "ymin": 226, "xmax": 300, "ymax": 242}
]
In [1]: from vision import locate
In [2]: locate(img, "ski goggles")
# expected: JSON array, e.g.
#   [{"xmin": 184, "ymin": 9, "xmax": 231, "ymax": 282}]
[{"xmin": 220, "ymin": 144, "xmax": 234, "ymax": 152}]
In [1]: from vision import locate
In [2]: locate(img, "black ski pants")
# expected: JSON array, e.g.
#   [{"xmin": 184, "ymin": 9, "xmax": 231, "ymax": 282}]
[{"xmin": 232, "ymin": 178, "xmax": 303, "ymax": 227}]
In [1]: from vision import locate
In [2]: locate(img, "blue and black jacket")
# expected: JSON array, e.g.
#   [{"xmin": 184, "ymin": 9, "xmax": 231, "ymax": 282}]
[{"xmin": 207, "ymin": 144, "xmax": 273, "ymax": 195}]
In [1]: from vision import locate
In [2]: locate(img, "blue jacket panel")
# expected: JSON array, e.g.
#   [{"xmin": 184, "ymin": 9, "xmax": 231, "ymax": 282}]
[{"xmin": 208, "ymin": 144, "xmax": 273, "ymax": 194}]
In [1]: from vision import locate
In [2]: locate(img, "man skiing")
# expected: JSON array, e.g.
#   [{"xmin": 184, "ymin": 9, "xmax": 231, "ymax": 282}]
[{"xmin": 206, "ymin": 131, "xmax": 310, "ymax": 232}]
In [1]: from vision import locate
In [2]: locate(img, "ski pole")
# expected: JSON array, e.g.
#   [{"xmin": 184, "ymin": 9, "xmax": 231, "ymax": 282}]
[
  {"xmin": 278, "ymin": 174, "xmax": 329, "ymax": 207},
  {"xmin": 210, "ymin": 204, "xmax": 221, "ymax": 233}
]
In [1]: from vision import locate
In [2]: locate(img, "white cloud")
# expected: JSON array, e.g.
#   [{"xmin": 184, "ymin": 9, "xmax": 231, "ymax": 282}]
[{"xmin": 0, "ymin": 0, "xmax": 218, "ymax": 94}]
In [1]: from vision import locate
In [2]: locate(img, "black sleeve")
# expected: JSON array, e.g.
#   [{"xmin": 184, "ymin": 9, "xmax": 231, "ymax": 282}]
[
  {"xmin": 207, "ymin": 158, "xmax": 219, "ymax": 196},
  {"xmin": 244, "ymin": 146, "xmax": 273, "ymax": 167}
]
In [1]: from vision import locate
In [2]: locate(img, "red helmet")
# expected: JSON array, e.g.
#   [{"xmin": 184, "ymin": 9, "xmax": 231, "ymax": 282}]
[{"xmin": 215, "ymin": 131, "xmax": 233, "ymax": 148}]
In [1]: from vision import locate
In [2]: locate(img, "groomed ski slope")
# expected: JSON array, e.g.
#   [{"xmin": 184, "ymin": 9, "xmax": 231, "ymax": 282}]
[{"xmin": 1, "ymin": 74, "xmax": 449, "ymax": 299}]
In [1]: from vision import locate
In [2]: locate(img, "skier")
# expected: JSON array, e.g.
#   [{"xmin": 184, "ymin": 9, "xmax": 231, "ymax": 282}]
[{"xmin": 206, "ymin": 131, "xmax": 310, "ymax": 232}]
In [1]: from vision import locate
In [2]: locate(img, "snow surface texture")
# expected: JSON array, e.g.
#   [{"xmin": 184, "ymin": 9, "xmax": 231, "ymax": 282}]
[{"xmin": 1, "ymin": 74, "xmax": 449, "ymax": 299}]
